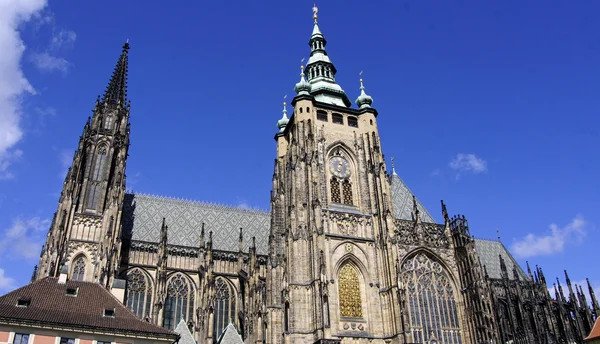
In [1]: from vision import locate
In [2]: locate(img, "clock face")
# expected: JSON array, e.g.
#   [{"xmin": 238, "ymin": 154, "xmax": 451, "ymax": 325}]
[{"xmin": 329, "ymin": 156, "xmax": 351, "ymax": 178}]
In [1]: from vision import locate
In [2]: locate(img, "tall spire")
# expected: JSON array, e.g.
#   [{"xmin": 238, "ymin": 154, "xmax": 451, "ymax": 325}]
[
  {"xmin": 303, "ymin": 5, "xmax": 351, "ymax": 107},
  {"xmin": 102, "ymin": 41, "xmax": 130, "ymax": 105}
]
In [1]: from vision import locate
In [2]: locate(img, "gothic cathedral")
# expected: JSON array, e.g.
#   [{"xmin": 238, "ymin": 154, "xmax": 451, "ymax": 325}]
[{"xmin": 35, "ymin": 8, "xmax": 598, "ymax": 344}]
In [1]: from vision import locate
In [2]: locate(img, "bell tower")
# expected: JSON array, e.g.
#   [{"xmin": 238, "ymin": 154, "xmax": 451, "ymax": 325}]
[
  {"xmin": 36, "ymin": 42, "xmax": 131, "ymax": 287},
  {"xmin": 267, "ymin": 7, "xmax": 400, "ymax": 343}
]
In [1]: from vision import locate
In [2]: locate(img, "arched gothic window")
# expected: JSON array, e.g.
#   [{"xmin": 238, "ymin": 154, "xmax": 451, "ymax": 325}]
[
  {"xmin": 338, "ymin": 263, "xmax": 362, "ymax": 318},
  {"xmin": 104, "ymin": 116, "xmax": 113, "ymax": 130},
  {"xmin": 72, "ymin": 256, "xmax": 86, "ymax": 281},
  {"xmin": 91, "ymin": 146, "xmax": 107, "ymax": 181},
  {"xmin": 330, "ymin": 178, "xmax": 341, "ymax": 203},
  {"xmin": 401, "ymin": 253, "xmax": 463, "ymax": 344},
  {"xmin": 126, "ymin": 269, "xmax": 153, "ymax": 319},
  {"xmin": 214, "ymin": 278, "xmax": 235, "ymax": 339},
  {"xmin": 342, "ymin": 180, "xmax": 353, "ymax": 205},
  {"xmin": 85, "ymin": 146, "xmax": 108, "ymax": 211},
  {"xmin": 163, "ymin": 274, "xmax": 194, "ymax": 330}
]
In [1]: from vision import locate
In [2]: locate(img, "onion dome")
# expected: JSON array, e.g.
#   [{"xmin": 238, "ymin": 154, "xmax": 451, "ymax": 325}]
[
  {"xmin": 356, "ymin": 78, "xmax": 373, "ymax": 109},
  {"xmin": 294, "ymin": 66, "xmax": 312, "ymax": 95},
  {"xmin": 277, "ymin": 102, "xmax": 289, "ymax": 134}
]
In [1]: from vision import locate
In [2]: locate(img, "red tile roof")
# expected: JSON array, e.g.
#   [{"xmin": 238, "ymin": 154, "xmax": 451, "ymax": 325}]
[
  {"xmin": 586, "ymin": 317, "xmax": 600, "ymax": 342},
  {"xmin": 0, "ymin": 278, "xmax": 177, "ymax": 340}
]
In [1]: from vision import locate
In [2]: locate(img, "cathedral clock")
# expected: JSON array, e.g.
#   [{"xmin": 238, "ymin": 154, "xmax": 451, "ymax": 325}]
[{"xmin": 330, "ymin": 156, "xmax": 351, "ymax": 178}]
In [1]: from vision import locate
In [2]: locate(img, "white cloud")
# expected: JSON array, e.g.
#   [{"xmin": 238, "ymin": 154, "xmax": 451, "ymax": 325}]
[
  {"xmin": 512, "ymin": 215, "xmax": 586, "ymax": 259},
  {"xmin": 449, "ymin": 153, "xmax": 487, "ymax": 179},
  {"xmin": 0, "ymin": 0, "xmax": 48, "ymax": 179},
  {"xmin": 0, "ymin": 268, "xmax": 17, "ymax": 293},
  {"xmin": 30, "ymin": 51, "xmax": 70, "ymax": 72},
  {"xmin": 0, "ymin": 149, "xmax": 23, "ymax": 180},
  {"xmin": 0, "ymin": 216, "xmax": 50, "ymax": 260},
  {"xmin": 50, "ymin": 29, "xmax": 76, "ymax": 51}
]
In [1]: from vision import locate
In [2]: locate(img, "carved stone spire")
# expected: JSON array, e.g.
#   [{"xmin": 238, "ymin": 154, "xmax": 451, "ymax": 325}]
[{"xmin": 102, "ymin": 41, "xmax": 130, "ymax": 105}]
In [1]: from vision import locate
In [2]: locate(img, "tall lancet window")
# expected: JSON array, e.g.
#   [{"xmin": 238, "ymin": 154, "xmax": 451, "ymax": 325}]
[
  {"xmin": 401, "ymin": 253, "xmax": 462, "ymax": 344},
  {"xmin": 338, "ymin": 263, "xmax": 362, "ymax": 318},
  {"xmin": 330, "ymin": 178, "xmax": 341, "ymax": 203},
  {"xmin": 104, "ymin": 115, "xmax": 113, "ymax": 130},
  {"xmin": 342, "ymin": 180, "xmax": 353, "ymax": 205},
  {"xmin": 72, "ymin": 256, "xmax": 86, "ymax": 281},
  {"xmin": 85, "ymin": 146, "xmax": 108, "ymax": 211},
  {"xmin": 163, "ymin": 274, "xmax": 194, "ymax": 330},
  {"xmin": 214, "ymin": 278, "xmax": 235, "ymax": 339},
  {"xmin": 126, "ymin": 269, "xmax": 153, "ymax": 319}
]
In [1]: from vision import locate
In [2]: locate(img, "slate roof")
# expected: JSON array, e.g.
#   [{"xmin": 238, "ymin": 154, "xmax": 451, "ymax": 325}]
[
  {"xmin": 390, "ymin": 173, "xmax": 436, "ymax": 223},
  {"xmin": 174, "ymin": 319, "xmax": 196, "ymax": 344},
  {"xmin": 474, "ymin": 239, "xmax": 528, "ymax": 281},
  {"xmin": 122, "ymin": 193, "xmax": 270, "ymax": 254},
  {"xmin": 0, "ymin": 277, "xmax": 177, "ymax": 339},
  {"xmin": 216, "ymin": 323, "xmax": 244, "ymax": 344}
]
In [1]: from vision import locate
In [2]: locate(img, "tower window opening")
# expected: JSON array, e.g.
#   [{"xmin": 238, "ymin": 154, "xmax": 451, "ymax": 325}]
[
  {"xmin": 317, "ymin": 110, "xmax": 328, "ymax": 122},
  {"xmin": 348, "ymin": 117, "xmax": 358, "ymax": 128},
  {"xmin": 342, "ymin": 180, "xmax": 353, "ymax": 205},
  {"xmin": 306, "ymin": 107, "xmax": 310, "ymax": 113},
  {"xmin": 299, "ymin": 107, "xmax": 303, "ymax": 114},
  {"xmin": 72, "ymin": 256, "xmax": 86, "ymax": 281},
  {"xmin": 330, "ymin": 178, "xmax": 341, "ymax": 203},
  {"xmin": 332, "ymin": 113, "xmax": 343, "ymax": 125},
  {"xmin": 370, "ymin": 119, "xmax": 373, "ymax": 125}
]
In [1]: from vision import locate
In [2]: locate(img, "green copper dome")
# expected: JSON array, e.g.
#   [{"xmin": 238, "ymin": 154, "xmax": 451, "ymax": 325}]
[
  {"xmin": 277, "ymin": 103, "xmax": 289, "ymax": 134},
  {"xmin": 356, "ymin": 79, "xmax": 373, "ymax": 109},
  {"xmin": 294, "ymin": 66, "xmax": 312, "ymax": 95}
]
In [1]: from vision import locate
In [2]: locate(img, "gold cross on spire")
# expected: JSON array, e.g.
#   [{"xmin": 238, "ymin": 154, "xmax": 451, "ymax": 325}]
[{"xmin": 312, "ymin": 3, "xmax": 319, "ymax": 21}]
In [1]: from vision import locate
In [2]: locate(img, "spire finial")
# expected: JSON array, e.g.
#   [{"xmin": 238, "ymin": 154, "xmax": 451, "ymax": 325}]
[
  {"xmin": 312, "ymin": 3, "xmax": 318, "ymax": 22},
  {"xmin": 356, "ymin": 70, "xmax": 374, "ymax": 109},
  {"xmin": 294, "ymin": 61, "xmax": 312, "ymax": 96},
  {"xmin": 391, "ymin": 157, "xmax": 397, "ymax": 175},
  {"xmin": 277, "ymin": 96, "xmax": 290, "ymax": 134}
]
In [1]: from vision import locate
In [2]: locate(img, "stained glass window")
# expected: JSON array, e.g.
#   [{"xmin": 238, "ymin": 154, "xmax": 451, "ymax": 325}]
[
  {"xmin": 330, "ymin": 178, "xmax": 341, "ymax": 203},
  {"xmin": 338, "ymin": 264, "xmax": 362, "ymax": 318},
  {"xmin": 72, "ymin": 256, "xmax": 85, "ymax": 281},
  {"xmin": 401, "ymin": 253, "xmax": 462, "ymax": 344},
  {"xmin": 126, "ymin": 269, "xmax": 153, "ymax": 319},
  {"xmin": 214, "ymin": 278, "xmax": 235, "ymax": 339},
  {"xmin": 163, "ymin": 274, "xmax": 194, "ymax": 330},
  {"xmin": 342, "ymin": 180, "xmax": 353, "ymax": 205}
]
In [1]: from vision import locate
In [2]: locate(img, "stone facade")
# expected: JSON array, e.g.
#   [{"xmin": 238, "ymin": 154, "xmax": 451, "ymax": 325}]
[{"xmin": 34, "ymin": 12, "xmax": 598, "ymax": 344}]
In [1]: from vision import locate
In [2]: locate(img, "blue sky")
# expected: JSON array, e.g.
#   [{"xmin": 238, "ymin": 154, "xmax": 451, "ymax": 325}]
[{"xmin": 0, "ymin": 0, "xmax": 598, "ymax": 300}]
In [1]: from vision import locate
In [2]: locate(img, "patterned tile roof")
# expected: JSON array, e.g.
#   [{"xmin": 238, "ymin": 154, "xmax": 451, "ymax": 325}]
[
  {"xmin": 0, "ymin": 277, "xmax": 177, "ymax": 338},
  {"xmin": 122, "ymin": 193, "xmax": 270, "ymax": 254},
  {"xmin": 390, "ymin": 173, "xmax": 436, "ymax": 223},
  {"xmin": 174, "ymin": 319, "xmax": 196, "ymax": 344},
  {"xmin": 216, "ymin": 323, "xmax": 244, "ymax": 344},
  {"xmin": 474, "ymin": 239, "xmax": 528, "ymax": 281}
]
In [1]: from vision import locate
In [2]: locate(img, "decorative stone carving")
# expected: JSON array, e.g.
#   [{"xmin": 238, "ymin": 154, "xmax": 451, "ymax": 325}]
[{"xmin": 394, "ymin": 219, "xmax": 449, "ymax": 249}]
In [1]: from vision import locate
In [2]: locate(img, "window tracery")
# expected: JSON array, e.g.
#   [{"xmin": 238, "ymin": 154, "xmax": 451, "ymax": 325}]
[
  {"xmin": 163, "ymin": 273, "xmax": 194, "ymax": 330},
  {"xmin": 401, "ymin": 253, "xmax": 462, "ymax": 344},
  {"xmin": 214, "ymin": 278, "xmax": 235, "ymax": 339},
  {"xmin": 86, "ymin": 146, "xmax": 108, "ymax": 211},
  {"xmin": 342, "ymin": 180, "xmax": 353, "ymax": 205},
  {"xmin": 338, "ymin": 263, "xmax": 362, "ymax": 318},
  {"xmin": 72, "ymin": 256, "xmax": 85, "ymax": 281},
  {"xmin": 126, "ymin": 269, "xmax": 153, "ymax": 319},
  {"xmin": 330, "ymin": 178, "xmax": 341, "ymax": 203}
]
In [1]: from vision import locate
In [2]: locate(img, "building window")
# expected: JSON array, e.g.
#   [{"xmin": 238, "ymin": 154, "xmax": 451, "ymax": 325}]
[
  {"xmin": 91, "ymin": 146, "xmax": 108, "ymax": 181},
  {"xmin": 338, "ymin": 264, "xmax": 362, "ymax": 318},
  {"xmin": 126, "ymin": 269, "xmax": 153, "ymax": 319},
  {"xmin": 348, "ymin": 116, "xmax": 358, "ymax": 128},
  {"xmin": 317, "ymin": 110, "xmax": 328, "ymax": 122},
  {"xmin": 284, "ymin": 302, "xmax": 290, "ymax": 332},
  {"xmin": 342, "ymin": 180, "xmax": 353, "ymax": 205},
  {"xmin": 330, "ymin": 178, "xmax": 341, "ymax": 203},
  {"xmin": 163, "ymin": 273, "xmax": 194, "ymax": 330},
  {"xmin": 72, "ymin": 256, "xmax": 86, "ymax": 281},
  {"xmin": 401, "ymin": 253, "xmax": 463, "ymax": 344},
  {"xmin": 13, "ymin": 334, "xmax": 29, "ymax": 344},
  {"xmin": 332, "ymin": 113, "xmax": 343, "ymax": 124},
  {"xmin": 214, "ymin": 278, "xmax": 235, "ymax": 339},
  {"xmin": 60, "ymin": 338, "xmax": 75, "ymax": 344},
  {"xmin": 104, "ymin": 116, "xmax": 113, "ymax": 130}
]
